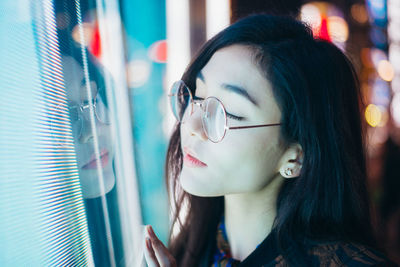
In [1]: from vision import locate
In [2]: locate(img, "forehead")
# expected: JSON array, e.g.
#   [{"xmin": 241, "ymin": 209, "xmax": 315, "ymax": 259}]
[
  {"xmin": 198, "ymin": 45, "xmax": 275, "ymax": 102},
  {"xmin": 62, "ymin": 56, "xmax": 97, "ymax": 103}
]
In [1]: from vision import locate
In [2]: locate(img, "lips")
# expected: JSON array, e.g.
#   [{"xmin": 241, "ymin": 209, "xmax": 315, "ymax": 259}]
[
  {"xmin": 82, "ymin": 149, "xmax": 109, "ymax": 170},
  {"xmin": 183, "ymin": 147, "xmax": 207, "ymax": 167}
]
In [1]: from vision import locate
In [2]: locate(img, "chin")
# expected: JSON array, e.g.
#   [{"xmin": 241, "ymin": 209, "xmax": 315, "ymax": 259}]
[
  {"xmin": 80, "ymin": 170, "xmax": 116, "ymax": 199},
  {"xmin": 179, "ymin": 175, "xmax": 224, "ymax": 197}
]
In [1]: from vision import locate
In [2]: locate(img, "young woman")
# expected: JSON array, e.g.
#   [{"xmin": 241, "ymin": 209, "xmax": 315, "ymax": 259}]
[{"xmin": 143, "ymin": 15, "xmax": 393, "ymax": 266}]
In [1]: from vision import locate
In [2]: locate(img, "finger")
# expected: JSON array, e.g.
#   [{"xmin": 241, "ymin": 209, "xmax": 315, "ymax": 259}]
[
  {"xmin": 147, "ymin": 226, "xmax": 177, "ymax": 267},
  {"xmin": 143, "ymin": 237, "xmax": 160, "ymax": 267},
  {"xmin": 147, "ymin": 226, "xmax": 171, "ymax": 256}
]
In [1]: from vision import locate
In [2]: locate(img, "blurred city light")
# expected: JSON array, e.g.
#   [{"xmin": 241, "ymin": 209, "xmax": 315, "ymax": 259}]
[
  {"xmin": 371, "ymin": 78, "xmax": 391, "ymax": 106},
  {"xmin": 351, "ymin": 3, "xmax": 369, "ymax": 24},
  {"xmin": 300, "ymin": 2, "xmax": 348, "ymax": 49},
  {"xmin": 126, "ymin": 59, "xmax": 151, "ymax": 88},
  {"xmin": 377, "ymin": 60, "xmax": 394, "ymax": 82},
  {"xmin": 387, "ymin": 0, "xmax": 400, "ymax": 128},
  {"xmin": 391, "ymin": 92, "xmax": 400, "ymax": 127},
  {"xmin": 370, "ymin": 48, "xmax": 387, "ymax": 68},
  {"xmin": 327, "ymin": 16, "xmax": 348, "ymax": 43},
  {"xmin": 392, "ymin": 77, "xmax": 400, "ymax": 93},
  {"xmin": 72, "ymin": 22, "xmax": 95, "ymax": 46},
  {"xmin": 148, "ymin": 40, "xmax": 167, "ymax": 63},
  {"xmin": 365, "ymin": 104, "xmax": 383, "ymax": 127},
  {"xmin": 301, "ymin": 3, "xmax": 321, "ymax": 30},
  {"xmin": 367, "ymin": 0, "xmax": 387, "ymax": 23},
  {"xmin": 389, "ymin": 44, "xmax": 400, "ymax": 74}
]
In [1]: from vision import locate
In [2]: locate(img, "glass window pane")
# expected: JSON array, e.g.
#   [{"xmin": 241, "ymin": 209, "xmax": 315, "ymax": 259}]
[{"xmin": 1, "ymin": 0, "xmax": 144, "ymax": 266}]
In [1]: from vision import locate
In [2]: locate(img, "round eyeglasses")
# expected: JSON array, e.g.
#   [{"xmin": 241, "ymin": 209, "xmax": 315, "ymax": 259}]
[
  {"xmin": 50, "ymin": 91, "xmax": 110, "ymax": 147},
  {"xmin": 169, "ymin": 80, "xmax": 282, "ymax": 143}
]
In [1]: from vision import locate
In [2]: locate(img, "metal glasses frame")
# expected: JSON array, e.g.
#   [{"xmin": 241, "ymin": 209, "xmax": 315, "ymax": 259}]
[
  {"xmin": 50, "ymin": 91, "xmax": 110, "ymax": 146},
  {"xmin": 170, "ymin": 80, "xmax": 282, "ymax": 143}
]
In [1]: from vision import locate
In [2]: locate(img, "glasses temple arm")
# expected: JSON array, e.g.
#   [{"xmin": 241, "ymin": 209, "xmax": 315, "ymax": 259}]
[{"xmin": 228, "ymin": 123, "xmax": 282, "ymax": 130}]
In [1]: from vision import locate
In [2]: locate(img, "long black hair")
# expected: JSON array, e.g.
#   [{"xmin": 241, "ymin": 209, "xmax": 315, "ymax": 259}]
[{"xmin": 166, "ymin": 14, "xmax": 375, "ymax": 266}]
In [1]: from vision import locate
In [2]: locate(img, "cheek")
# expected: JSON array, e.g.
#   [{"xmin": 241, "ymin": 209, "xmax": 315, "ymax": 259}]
[
  {"xmin": 178, "ymin": 126, "xmax": 283, "ymax": 195},
  {"xmin": 214, "ymin": 130, "xmax": 283, "ymax": 190}
]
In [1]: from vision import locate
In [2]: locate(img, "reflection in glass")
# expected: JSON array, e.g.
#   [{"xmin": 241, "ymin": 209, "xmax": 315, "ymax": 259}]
[
  {"xmin": 1, "ymin": 0, "xmax": 144, "ymax": 265},
  {"xmin": 60, "ymin": 55, "xmax": 115, "ymax": 199},
  {"xmin": 54, "ymin": 0, "xmax": 128, "ymax": 265},
  {"xmin": 60, "ymin": 52, "xmax": 123, "ymax": 266}
]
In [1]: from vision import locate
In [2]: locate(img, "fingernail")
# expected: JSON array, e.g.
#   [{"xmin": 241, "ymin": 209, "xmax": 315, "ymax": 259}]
[
  {"xmin": 146, "ymin": 237, "xmax": 152, "ymax": 249},
  {"xmin": 148, "ymin": 225, "xmax": 155, "ymax": 236}
]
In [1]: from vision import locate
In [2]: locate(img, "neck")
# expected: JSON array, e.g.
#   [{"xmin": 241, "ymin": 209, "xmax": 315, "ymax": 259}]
[{"xmin": 223, "ymin": 174, "xmax": 284, "ymax": 261}]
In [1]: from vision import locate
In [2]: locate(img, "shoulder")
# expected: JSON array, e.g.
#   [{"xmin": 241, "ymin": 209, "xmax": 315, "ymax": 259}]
[{"xmin": 304, "ymin": 241, "xmax": 395, "ymax": 266}]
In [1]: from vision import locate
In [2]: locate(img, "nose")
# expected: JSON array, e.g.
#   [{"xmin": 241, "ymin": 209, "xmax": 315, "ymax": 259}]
[
  {"xmin": 78, "ymin": 106, "xmax": 99, "ymax": 143},
  {"xmin": 78, "ymin": 117, "xmax": 94, "ymax": 143},
  {"xmin": 182, "ymin": 104, "xmax": 208, "ymax": 141}
]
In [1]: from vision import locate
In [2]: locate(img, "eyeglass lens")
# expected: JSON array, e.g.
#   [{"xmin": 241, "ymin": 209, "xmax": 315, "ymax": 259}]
[
  {"xmin": 170, "ymin": 81, "xmax": 190, "ymax": 122},
  {"xmin": 170, "ymin": 81, "xmax": 228, "ymax": 142},
  {"xmin": 202, "ymin": 98, "xmax": 226, "ymax": 142},
  {"xmin": 94, "ymin": 93, "xmax": 110, "ymax": 124},
  {"xmin": 50, "ymin": 92, "xmax": 110, "ymax": 146}
]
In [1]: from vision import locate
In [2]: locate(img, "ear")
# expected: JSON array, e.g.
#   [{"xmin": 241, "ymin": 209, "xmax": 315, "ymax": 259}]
[{"xmin": 277, "ymin": 143, "xmax": 303, "ymax": 179}]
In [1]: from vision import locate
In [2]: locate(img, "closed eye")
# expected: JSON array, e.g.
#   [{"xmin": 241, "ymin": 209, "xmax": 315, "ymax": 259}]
[
  {"xmin": 226, "ymin": 112, "xmax": 244, "ymax": 121},
  {"xmin": 195, "ymin": 95, "xmax": 244, "ymax": 121},
  {"xmin": 193, "ymin": 96, "xmax": 204, "ymax": 101}
]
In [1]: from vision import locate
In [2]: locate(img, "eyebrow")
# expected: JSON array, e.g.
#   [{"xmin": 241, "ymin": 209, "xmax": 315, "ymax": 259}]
[{"xmin": 196, "ymin": 71, "xmax": 258, "ymax": 106}]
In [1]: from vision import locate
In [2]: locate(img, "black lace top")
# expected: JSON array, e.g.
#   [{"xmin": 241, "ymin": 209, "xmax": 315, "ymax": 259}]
[{"xmin": 202, "ymin": 216, "xmax": 395, "ymax": 267}]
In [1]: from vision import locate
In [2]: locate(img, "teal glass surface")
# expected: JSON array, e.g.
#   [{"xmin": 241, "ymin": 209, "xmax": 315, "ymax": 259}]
[
  {"xmin": 121, "ymin": 0, "xmax": 169, "ymax": 244},
  {"xmin": 1, "ymin": 0, "xmax": 145, "ymax": 266},
  {"xmin": 0, "ymin": 0, "xmax": 93, "ymax": 265}
]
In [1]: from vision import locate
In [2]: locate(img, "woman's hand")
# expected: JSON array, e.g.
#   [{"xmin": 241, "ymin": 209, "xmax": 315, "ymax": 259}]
[{"xmin": 144, "ymin": 225, "xmax": 177, "ymax": 267}]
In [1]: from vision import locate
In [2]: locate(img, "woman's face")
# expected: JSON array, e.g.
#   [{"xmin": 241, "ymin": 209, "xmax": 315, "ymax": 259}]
[
  {"xmin": 62, "ymin": 56, "xmax": 115, "ymax": 199},
  {"xmin": 179, "ymin": 45, "xmax": 286, "ymax": 197}
]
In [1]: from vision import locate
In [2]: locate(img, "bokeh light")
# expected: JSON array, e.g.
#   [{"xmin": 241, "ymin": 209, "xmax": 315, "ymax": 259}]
[
  {"xmin": 301, "ymin": 3, "xmax": 322, "ymax": 31},
  {"xmin": 389, "ymin": 44, "xmax": 400, "ymax": 73},
  {"xmin": 367, "ymin": 0, "xmax": 387, "ymax": 22},
  {"xmin": 391, "ymin": 92, "xmax": 400, "ymax": 127},
  {"xmin": 377, "ymin": 60, "xmax": 395, "ymax": 81},
  {"xmin": 392, "ymin": 77, "xmax": 400, "ymax": 93},
  {"xmin": 328, "ymin": 16, "xmax": 349, "ymax": 43},
  {"xmin": 351, "ymin": 3, "xmax": 369, "ymax": 24},
  {"xmin": 370, "ymin": 48, "xmax": 387, "ymax": 68},
  {"xmin": 126, "ymin": 59, "xmax": 151, "ymax": 88},
  {"xmin": 300, "ymin": 2, "xmax": 348, "ymax": 48},
  {"xmin": 388, "ymin": 22, "xmax": 400, "ymax": 42},
  {"xmin": 72, "ymin": 22, "xmax": 95, "ymax": 46},
  {"xmin": 148, "ymin": 40, "xmax": 167, "ymax": 63},
  {"xmin": 365, "ymin": 104, "xmax": 383, "ymax": 127}
]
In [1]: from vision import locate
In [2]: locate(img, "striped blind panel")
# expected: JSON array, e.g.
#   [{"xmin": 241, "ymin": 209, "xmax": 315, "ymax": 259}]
[{"xmin": 0, "ymin": 0, "xmax": 94, "ymax": 266}]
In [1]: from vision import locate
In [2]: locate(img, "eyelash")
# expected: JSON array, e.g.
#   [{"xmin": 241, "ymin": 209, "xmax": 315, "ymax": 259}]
[
  {"xmin": 226, "ymin": 113, "xmax": 244, "ymax": 121},
  {"xmin": 193, "ymin": 96, "xmax": 244, "ymax": 121},
  {"xmin": 193, "ymin": 96, "xmax": 203, "ymax": 101}
]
